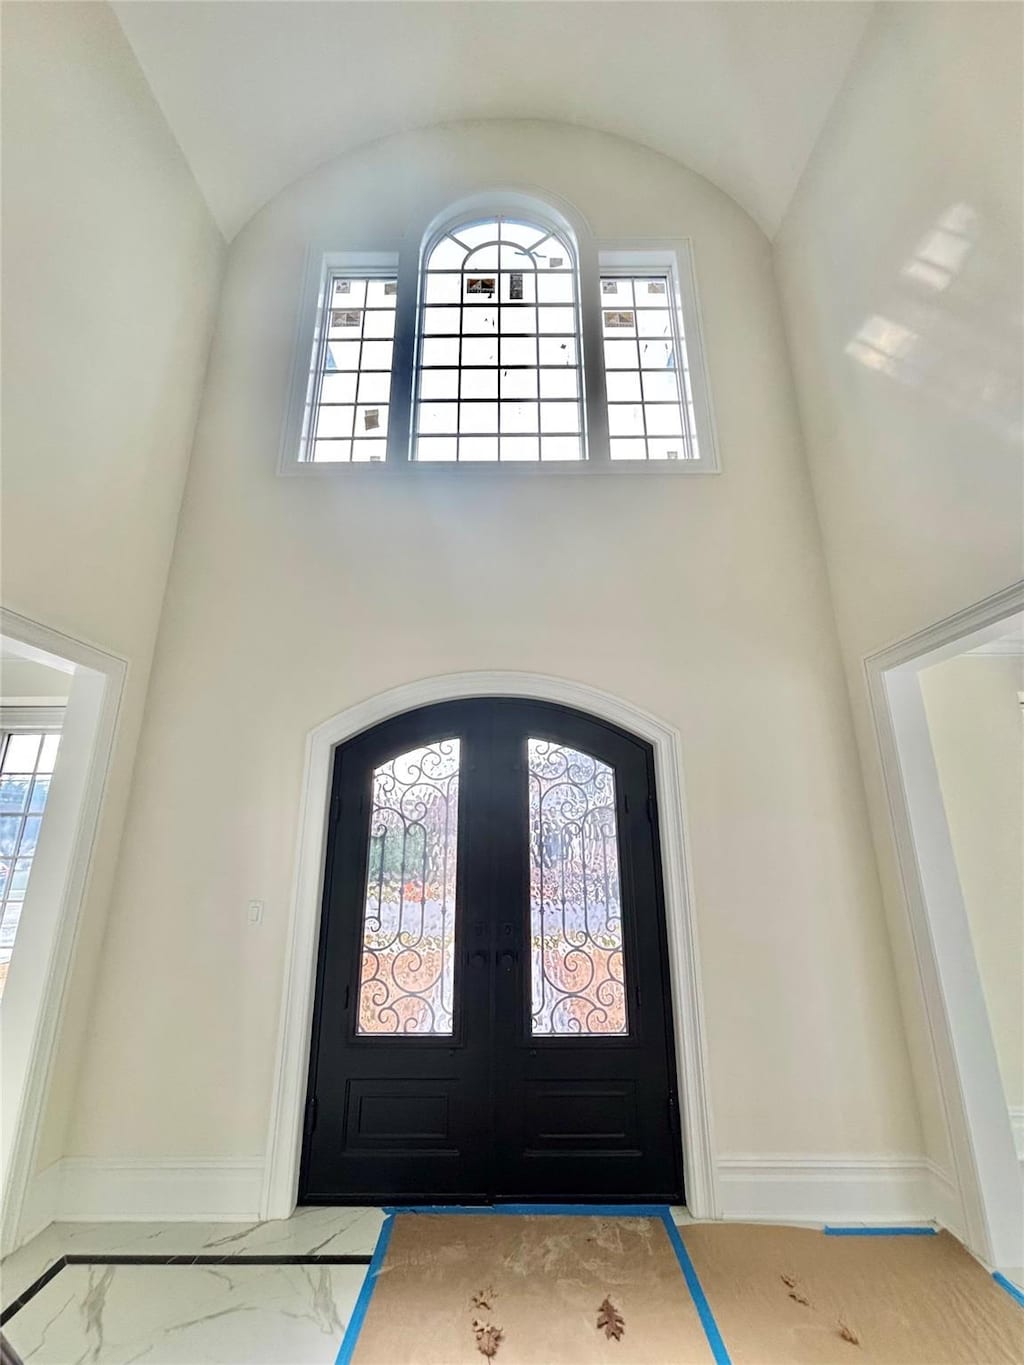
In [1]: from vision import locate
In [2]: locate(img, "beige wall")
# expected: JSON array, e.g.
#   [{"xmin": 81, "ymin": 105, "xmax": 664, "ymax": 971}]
[
  {"xmin": 920, "ymin": 653, "xmax": 1024, "ymax": 1113},
  {"xmin": 1, "ymin": 1, "xmax": 225, "ymax": 1168},
  {"xmin": 0, "ymin": 659, "xmax": 71, "ymax": 706},
  {"xmin": 775, "ymin": 2, "xmax": 1023, "ymax": 1173},
  {"xmin": 62, "ymin": 120, "xmax": 920, "ymax": 1166}
]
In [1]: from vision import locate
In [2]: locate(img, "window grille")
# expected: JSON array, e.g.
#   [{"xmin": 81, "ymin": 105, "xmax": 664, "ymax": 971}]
[{"xmin": 414, "ymin": 217, "xmax": 583, "ymax": 462}]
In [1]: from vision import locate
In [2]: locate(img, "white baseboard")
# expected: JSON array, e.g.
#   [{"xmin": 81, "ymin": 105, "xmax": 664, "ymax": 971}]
[
  {"xmin": 16, "ymin": 1157, "xmax": 63, "ymax": 1248},
  {"xmin": 18, "ymin": 1152, "xmax": 965, "ymax": 1242},
  {"xmin": 20, "ymin": 1158, "xmax": 264, "ymax": 1233},
  {"xmin": 716, "ymin": 1154, "xmax": 962, "ymax": 1230}
]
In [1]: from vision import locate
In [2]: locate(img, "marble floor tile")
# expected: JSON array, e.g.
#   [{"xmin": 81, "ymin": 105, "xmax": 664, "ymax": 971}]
[
  {"xmin": 5, "ymin": 1261, "xmax": 366, "ymax": 1364},
  {"xmin": 1, "ymin": 1225, "xmax": 64, "ymax": 1312},
  {"xmin": 1, "ymin": 1207, "xmax": 383, "ymax": 1316}
]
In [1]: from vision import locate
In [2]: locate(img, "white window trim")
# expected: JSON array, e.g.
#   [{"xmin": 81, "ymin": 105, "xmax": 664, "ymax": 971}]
[
  {"xmin": 0, "ymin": 707, "xmax": 66, "ymax": 733},
  {"xmin": 279, "ymin": 203, "xmax": 719, "ymax": 475}
]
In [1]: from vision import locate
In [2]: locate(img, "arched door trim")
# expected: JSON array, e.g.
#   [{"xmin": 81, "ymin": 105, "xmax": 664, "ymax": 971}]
[{"xmin": 261, "ymin": 671, "xmax": 717, "ymax": 1219}]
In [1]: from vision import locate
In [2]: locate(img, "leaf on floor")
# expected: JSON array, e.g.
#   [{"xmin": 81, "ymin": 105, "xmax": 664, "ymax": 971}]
[
  {"xmin": 471, "ymin": 1287, "xmax": 495, "ymax": 1310},
  {"xmin": 472, "ymin": 1318, "xmax": 504, "ymax": 1358},
  {"xmin": 788, "ymin": 1289, "xmax": 812, "ymax": 1306},
  {"xmin": 837, "ymin": 1318, "xmax": 861, "ymax": 1346},
  {"xmin": 597, "ymin": 1296, "xmax": 626, "ymax": 1340},
  {"xmin": 780, "ymin": 1273, "xmax": 798, "ymax": 1288}
]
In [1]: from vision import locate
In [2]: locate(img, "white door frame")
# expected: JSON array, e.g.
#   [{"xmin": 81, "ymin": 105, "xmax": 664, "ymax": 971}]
[
  {"xmin": 1, "ymin": 609, "xmax": 127, "ymax": 1253},
  {"xmin": 261, "ymin": 671, "xmax": 718, "ymax": 1220},
  {"xmin": 865, "ymin": 581, "xmax": 1024, "ymax": 1270}
]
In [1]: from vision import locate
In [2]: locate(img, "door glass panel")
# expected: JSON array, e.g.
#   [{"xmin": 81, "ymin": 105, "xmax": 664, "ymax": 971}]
[
  {"xmin": 357, "ymin": 739, "xmax": 460, "ymax": 1035},
  {"xmin": 528, "ymin": 739, "xmax": 628, "ymax": 1035}
]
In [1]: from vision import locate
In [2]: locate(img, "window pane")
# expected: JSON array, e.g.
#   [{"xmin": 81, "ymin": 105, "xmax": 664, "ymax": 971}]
[
  {"xmin": 500, "ymin": 370, "xmax": 538, "ymax": 400},
  {"xmin": 528, "ymin": 739, "xmax": 628, "ymax": 1035},
  {"xmin": 426, "ymin": 235, "xmax": 468, "ymax": 270},
  {"xmin": 419, "ymin": 369, "xmax": 459, "ymax": 401},
  {"xmin": 321, "ymin": 373, "xmax": 357, "ymax": 404},
  {"xmin": 500, "ymin": 401, "xmax": 538, "ymax": 434},
  {"xmin": 2, "ymin": 735, "xmax": 39, "ymax": 773},
  {"xmin": 417, "ymin": 437, "xmax": 458, "ymax": 462},
  {"xmin": 459, "ymin": 436, "xmax": 498, "ymax": 462},
  {"xmin": 313, "ymin": 440, "xmax": 352, "ymax": 463},
  {"xmin": 315, "ymin": 405, "xmax": 354, "ymax": 439},
  {"xmin": 541, "ymin": 436, "xmax": 582, "ymax": 462},
  {"xmin": 0, "ymin": 778, "xmax": 30, "ymax": 812},
  {"xmin": 357, "ymin": 740, "xmax": 460, "ymax": 1035},
  {"xmin": 424, "ymin": 307, "xmax": 460, "ymax": 335},
  {"xmin": 459, "ymin": 402, "xmax": 498, "ymax": 434},
  {"xmin": 357, "ymin": 372, "xmax": 392, "ymax": 405}
]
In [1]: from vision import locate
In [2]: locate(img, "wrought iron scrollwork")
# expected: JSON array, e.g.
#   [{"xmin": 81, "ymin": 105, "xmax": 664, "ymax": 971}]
[
  {"xmin": 357, "ymin": 739, "xmax": 460, "ymax": 1035},
  {"xmin": 528, "ymin": 739, "xmax": 628, "ymax": 1035}
]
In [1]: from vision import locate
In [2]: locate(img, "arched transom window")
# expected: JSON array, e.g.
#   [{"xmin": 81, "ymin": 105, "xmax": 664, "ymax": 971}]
[{"xmin": 414, "ymin": 217, "xmax": 583, "ymax": 463}]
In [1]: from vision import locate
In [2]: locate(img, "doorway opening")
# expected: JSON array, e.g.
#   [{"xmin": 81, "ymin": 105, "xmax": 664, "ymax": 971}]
[
  {"xmin": 300, "ymin": 698, "xmax": 683, "ymax": 1205},
  {"xmin": 867, "ymin": 586, "xmax": 1023, "ymax": 1276},
  {"xmin": 0, "ymin": 611, "xmax": 126, "ymax": 1253}
]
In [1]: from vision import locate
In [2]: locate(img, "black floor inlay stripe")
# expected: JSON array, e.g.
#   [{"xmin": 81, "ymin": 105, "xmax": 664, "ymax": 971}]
[{"xmin": 0, "ymin": 1252, "xmax": 373, "ymax": 1326}]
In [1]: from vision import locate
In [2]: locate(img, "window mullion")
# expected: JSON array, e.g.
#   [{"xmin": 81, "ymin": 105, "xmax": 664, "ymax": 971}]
[
  {"xmin": 388, "ymin": 248, "xmax": 419, "ymax": 463},
  {"xmin": 577, "ymin": 239, "xmax": 610, "ymax": 464}
]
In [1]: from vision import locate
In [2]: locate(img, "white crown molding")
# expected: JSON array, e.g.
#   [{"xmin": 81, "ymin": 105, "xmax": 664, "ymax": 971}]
[{"xmin": 261, "ymin": 669, "xmax": 719, "ymax": 1222}]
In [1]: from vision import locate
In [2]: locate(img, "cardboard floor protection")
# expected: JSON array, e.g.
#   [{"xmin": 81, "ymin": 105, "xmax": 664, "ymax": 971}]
[
  {"xmin": 681, "ymin": 1223, "xmax": 1022, "ymax": 1364},
  {"xmin": 351, "ymin": 1212, "xmax": 715, "ymax": 1364}
]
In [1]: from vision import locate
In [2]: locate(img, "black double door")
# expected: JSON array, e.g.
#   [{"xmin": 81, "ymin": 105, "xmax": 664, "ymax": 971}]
[{"xmin": 300, "ymin": 699, "xmax": 683, "ymax": 1205}]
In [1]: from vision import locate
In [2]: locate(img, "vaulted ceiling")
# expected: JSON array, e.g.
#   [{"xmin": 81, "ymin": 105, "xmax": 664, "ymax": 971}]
[{"xmin": 112, "ymin": 0, "xmax": 873, "ymax": 241}]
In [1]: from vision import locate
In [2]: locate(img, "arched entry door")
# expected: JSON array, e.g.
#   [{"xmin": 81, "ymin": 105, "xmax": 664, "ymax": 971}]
[{"xmin": 300, "ymin": 699, "xmax": 683, "ymax": 1205}]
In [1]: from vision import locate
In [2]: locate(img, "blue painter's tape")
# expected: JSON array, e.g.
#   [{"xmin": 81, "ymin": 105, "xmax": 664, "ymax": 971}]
[
  {"xmin": 385, "ymin": 1202, "xmax": 672, "ymax": 1217},
  {"xmin": 658, "ymin": 1211, "xmax": 732, "ymax": 1365},
  {"xmin": 335, "ymin": 1212, "xmax": 395, "ymax": 1365},
  {"xmin": 823, "ymin": 1225, "xmax": 937, "ymax": 1236},
  {"xmin": 993, "ymin": 1272, "xmax": 1024, "ymax": 1310}
]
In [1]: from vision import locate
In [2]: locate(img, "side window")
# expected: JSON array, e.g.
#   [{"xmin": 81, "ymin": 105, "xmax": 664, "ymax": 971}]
[
  {"xmin": 601, "ymin": 273, "xmax": 700, "ymax": 461},
  {"xmin": 304, "ymin": 271, "xmax": 398, "ymax": 463}
]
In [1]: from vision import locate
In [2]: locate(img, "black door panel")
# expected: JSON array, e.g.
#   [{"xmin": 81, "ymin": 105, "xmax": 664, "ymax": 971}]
[{"xmin": 299, "ymin": 699, "xmax": 682, "ymax": 1205}]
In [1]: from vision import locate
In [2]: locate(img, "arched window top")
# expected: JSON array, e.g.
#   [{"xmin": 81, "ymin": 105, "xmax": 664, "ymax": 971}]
[{"xmin": 423, "ymin": 215, "xmax": 577, "ymax": 275}]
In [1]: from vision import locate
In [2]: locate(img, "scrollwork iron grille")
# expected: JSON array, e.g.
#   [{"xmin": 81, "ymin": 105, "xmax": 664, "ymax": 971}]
[
  {"xmin": 528, "ymin": 739, "xmax": 628, "ymax": 1035},
  {"xmin": 356, "ymin": 739, "xmax": 460, "ymax": 1035}
]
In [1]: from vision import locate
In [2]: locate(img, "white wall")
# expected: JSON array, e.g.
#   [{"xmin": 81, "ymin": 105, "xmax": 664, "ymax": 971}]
[
  {"xmin": 919, "ymin": 653, "xmax": 1024, "ymax": 1114},
  {"xmin": 1, "ymin": 2, "xmax": 225, "ymax": 1171},
  {"xmin": 775, "ymin": 1, "xmax": 1023, "ymax": 1176},
  {"xmin": 62, "ymin": 120, "xmax": 921, "ymax": 1184}
]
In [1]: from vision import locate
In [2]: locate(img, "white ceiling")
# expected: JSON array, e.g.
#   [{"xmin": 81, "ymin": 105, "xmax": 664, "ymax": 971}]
[{"xmin": 112, "ymin": 0, "xmax": 873, "ymax": 242}]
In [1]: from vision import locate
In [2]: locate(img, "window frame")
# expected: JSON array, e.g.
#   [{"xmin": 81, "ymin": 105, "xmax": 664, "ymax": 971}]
[
  {"xmin": 0, "ymin": 707, "xmax": 65, "ymax": 997},
  {"xmin": 279, "ymin": 210, "xmax": 719, "ymax": 475}
]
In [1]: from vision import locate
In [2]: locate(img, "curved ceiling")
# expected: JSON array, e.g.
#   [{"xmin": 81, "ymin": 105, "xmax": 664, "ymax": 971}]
[{"xmin": 112, "ymin": 0, "xmax": 872, "ymax": 241}]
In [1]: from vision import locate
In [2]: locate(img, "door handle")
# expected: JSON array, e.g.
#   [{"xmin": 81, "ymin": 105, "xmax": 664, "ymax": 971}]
[
  {"xmin": 497, "ymin": 949, "xmax": 518, "ymax": 971},
  {"xmin": 468, "ymin": 949, "xmax": 488, "ymax": 968}
]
